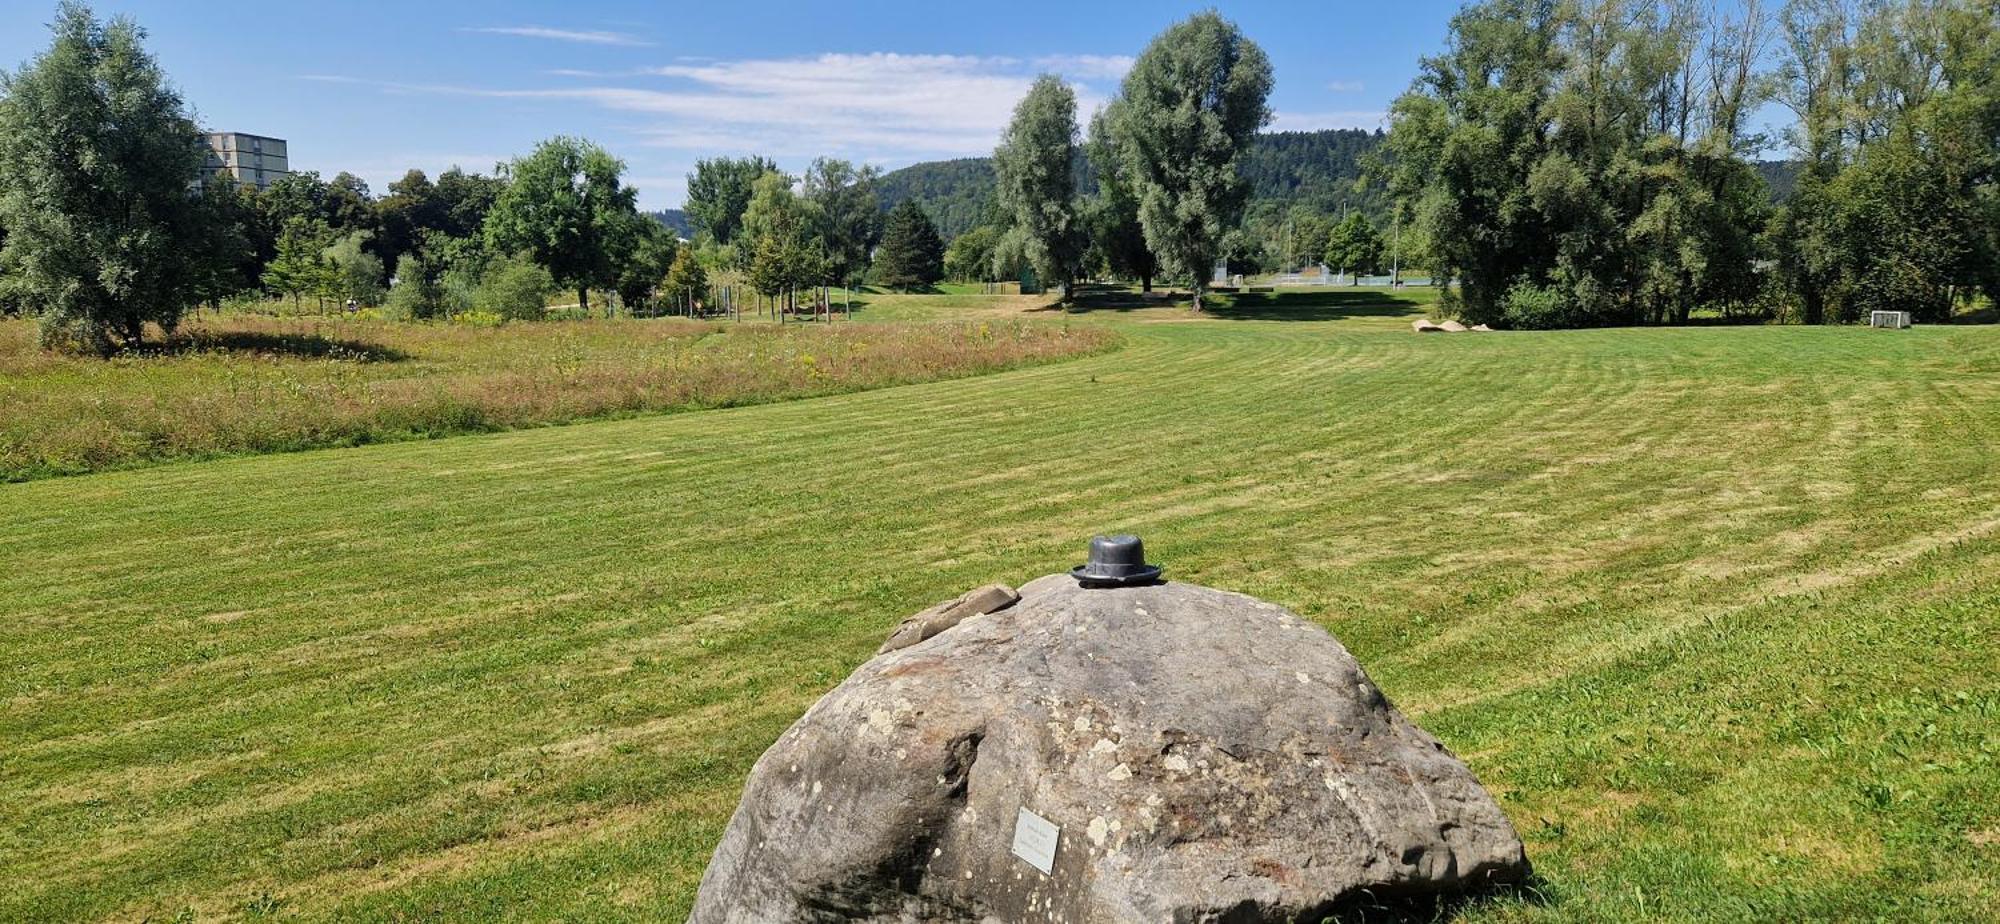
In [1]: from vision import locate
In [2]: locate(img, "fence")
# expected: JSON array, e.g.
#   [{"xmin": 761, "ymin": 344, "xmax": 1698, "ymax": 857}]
[
  {"xmin": 643, "ymin": 285, "xmax": 858, "ymax": 323},
  {"xmin": 1267, "ymin": 273, "xmax": 1435, "ymax": 287}
]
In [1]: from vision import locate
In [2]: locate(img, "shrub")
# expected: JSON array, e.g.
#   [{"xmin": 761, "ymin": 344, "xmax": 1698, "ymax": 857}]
[
  {"xmin": 476, "ymin": 256, "xmax": 555, "ymax": 322},
  {"xmin": 325, "ymin": 232, "xmax": 386, "ymax": 307},
  {"xmin": 1502, "ymin": 280, "xmax": 1582, "ymax": 330},
  {"xmin": 449, "ymin": 309, "xmax": 504, "ymax": 327},
  {"xmin": 385, "ymin": 251, "xmax": 447, "ymax": 321}
]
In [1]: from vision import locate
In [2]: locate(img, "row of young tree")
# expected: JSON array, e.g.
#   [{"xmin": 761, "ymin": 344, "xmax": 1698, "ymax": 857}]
[
  {"xmin": 678, "ymin": 155, "xmax": 948, "ymax": 299},
  {"xmin": 1385, "ymin": 0, "xmax": 2000, "ymax": 328}
]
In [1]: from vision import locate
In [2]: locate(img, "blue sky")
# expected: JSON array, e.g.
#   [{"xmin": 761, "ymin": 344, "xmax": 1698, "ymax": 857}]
[{"xmin": 0, "ymin": 1, "xmax": 1468, "ymax": 209}]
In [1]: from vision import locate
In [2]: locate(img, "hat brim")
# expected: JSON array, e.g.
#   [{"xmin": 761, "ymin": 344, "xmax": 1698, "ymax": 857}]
[{"xmin": 1070, "ymin": 565, "xmax": 1164, "ymax": 587}]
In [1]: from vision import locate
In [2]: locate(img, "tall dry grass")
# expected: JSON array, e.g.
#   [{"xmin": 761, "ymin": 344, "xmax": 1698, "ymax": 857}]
[{"xmin": 0, "ymin": 315, "xmax": 1114, "ymax": 480}]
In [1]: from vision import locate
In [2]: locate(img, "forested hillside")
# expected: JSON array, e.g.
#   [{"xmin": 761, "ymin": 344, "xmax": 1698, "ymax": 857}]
[
  {"xmin": 873, "ymin": 159, "xmax": 1001, "ymax": 241},
  {"xmin": 646, "ymin": 209, "xmax": 692, "ymax": 238},
  {"xmin": 880, "ymin": 128, "xmax": 1389, "ymax": 240}
]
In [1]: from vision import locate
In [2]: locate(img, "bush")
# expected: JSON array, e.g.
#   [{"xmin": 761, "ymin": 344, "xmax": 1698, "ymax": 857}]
[
  {"xmin": 476, "ymin": 256, "xmax": 555, "ymax": 322},
  {"xmin": 449, "ymin": 309, "xmax": 504, "ymax": 327},
  {"xmin": 1502, "ymin": 280, "xmax": 1583, "ymax": 330},
  {"xmin": 385, "ymin": 251, "xmax": 447, "ymax": 321},
  {"xmin": 325, "ymin": 232, "xmax": 386, "ymax": 306}
]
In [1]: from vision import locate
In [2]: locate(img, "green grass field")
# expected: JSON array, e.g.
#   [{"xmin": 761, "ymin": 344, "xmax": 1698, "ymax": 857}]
[
  {"xmin": 2, "ymin": 288, "xmax": 1996, "ymax": 921},
  {"xmin": 0, "ymin": 311, "xmax": 1107, "ymax": 481}
]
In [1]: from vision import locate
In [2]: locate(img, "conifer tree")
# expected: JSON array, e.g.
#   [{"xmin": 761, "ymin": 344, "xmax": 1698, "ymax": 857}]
[{"xmin": 873, "ymin": 201, "xmax": 945, "ymax": 291}]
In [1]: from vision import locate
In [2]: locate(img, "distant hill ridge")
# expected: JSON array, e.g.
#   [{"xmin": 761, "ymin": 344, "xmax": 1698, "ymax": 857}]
[
  {"xmin": 655, "ymin": 135, "xmax": 1796, "ymax": 243},
  {"xmin": 646, "ymin": 209, "xmax": 691, "ymax": 238},
  {"xmin": 878, "ymin": 128, "xmax": 1391, "ymax": 239}
]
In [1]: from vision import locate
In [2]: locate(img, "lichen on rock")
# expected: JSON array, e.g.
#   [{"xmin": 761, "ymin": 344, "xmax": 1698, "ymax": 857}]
[{"xmin": 690, "ymin": 574, "xmax": 1530, "ymax": 923}]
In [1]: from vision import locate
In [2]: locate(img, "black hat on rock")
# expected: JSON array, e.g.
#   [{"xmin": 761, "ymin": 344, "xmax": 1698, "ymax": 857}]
[{"xmin": 1071, "ymin": 534, "xmax": 1164, "ymax": 587}]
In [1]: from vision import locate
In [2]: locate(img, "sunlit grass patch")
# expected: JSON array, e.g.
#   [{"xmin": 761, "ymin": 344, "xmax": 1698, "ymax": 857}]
[
  {"xmin": 1, "ymin": 290, "xmax": 1994, "ymax": 920},
  {"xmin": 0, "ymin": 313, "xmax": 1114, "ymax": 481}
]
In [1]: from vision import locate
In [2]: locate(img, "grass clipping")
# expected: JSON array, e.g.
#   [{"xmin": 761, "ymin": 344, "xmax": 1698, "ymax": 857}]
[{"xmin": 0, "ymin": 315, "xmax": 1115, "ymax": 480}]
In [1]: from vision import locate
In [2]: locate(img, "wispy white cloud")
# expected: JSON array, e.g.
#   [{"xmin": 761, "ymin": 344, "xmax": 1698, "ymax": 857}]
[
  {"xmin": 461, "ymin": 26, "xmax": 653, "ymax": 47},
  {"xmin": 1034, "ymin": 54, "xmax": 1134, "ymax": 80},
  {"xmin": 305, "ymin": 51, "xmax": 1158, "ymax": 206},
  {"xmin": 305, "ymin": 52, "xmax": 1117, "ymax": 165},
  {"xmin": 1326, "ymin": 80, "xmax": 1365, "ymax": 93},
  {"xmin": 1270, "ymin": 110, "xmax": 1387, "ymax": 132}
]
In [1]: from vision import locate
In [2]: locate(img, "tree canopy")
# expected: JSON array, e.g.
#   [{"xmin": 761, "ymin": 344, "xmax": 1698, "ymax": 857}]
[
  {"xmin": 994, "ymin": 75, "xmax": 1087, "ymax": 302},
  {"xmin": 1324, "ymin": 213, "xmax": 1383, "ymax": 277},
  {"xmin": 685, "ymin": 156, "xmax": 777, "ymax": 247},
  {"xmin": 874, "ymin": 201, "xmax": 945, "ymax": 291},
  {"xmin": 1084, "ymin": 108, "xmax": 1159, "ymax": 291},
  {"xmin": 1384, "ymin": 0, "xmax": 1775, "ymax": 327},
  {"xmin": 1110, "ymin": 11, "xmax": 1274, "ymax": 308},
  {"xmin": 803, "ymin": 158, "xmax": 882, "ymax": 286},
  {"xmin": 0, "ymin": 1, "xmax": 212, "ymax": 351},
  {"xmin": 1767, "ymin": 0, "xmax": 2000, "ymax": 324},
  {"xmin": 742, "ymin": 171, "xmax": 829, "ymax": 299},
  {"xmin": 482, "ymin": 136, "xmax": 641, "ymax": 311}
]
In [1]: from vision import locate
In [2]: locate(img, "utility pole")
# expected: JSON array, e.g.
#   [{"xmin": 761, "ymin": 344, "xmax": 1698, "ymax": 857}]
[{"xmin": 1390, "ymin": 211, "xmax": 1401, "ymax": 287}]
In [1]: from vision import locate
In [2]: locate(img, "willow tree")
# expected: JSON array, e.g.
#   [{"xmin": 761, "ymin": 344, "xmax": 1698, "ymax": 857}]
[
  {"xmin": 1385, "ymin": 0, "xmax": 1773, "ymax": 328},
  {"xmin": 1084, "ymin": 107, "xmax": 1158, "ymax": 292},
  {"xmin": 994, "ymin": 75, "xmax": 1085, "ymax": 303},
  {"xmin": 1770, "ymin": 0, "xmax": 2000, "ymax": 323},
  {"xmin": 0, "ymin": 2, "xmax": 210, "ymax": 352},
  {"xmin": 1111, "ymin": 12, "xmax": 1273, "ymax": 310}
]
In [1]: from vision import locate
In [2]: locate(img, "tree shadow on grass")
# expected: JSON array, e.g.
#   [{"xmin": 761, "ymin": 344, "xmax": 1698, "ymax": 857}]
[
  {"xmin": 148, "ymin": 330, "xmax": 410, "ymax": 362},
  {"xmin": 1947, "ymin": 302, "xmax": 2000, "ymax": 324},
  {"xmin": 1206, "ymin": 289, "xmax": 1430, "ymax": 322},
  {"xmin": 1045, "ymin": 286, "xmax": 1432, "ymax": 322},
  {"xmin": 1295, "ymin": 873, "xmax": 1555, "ymax": 923}
]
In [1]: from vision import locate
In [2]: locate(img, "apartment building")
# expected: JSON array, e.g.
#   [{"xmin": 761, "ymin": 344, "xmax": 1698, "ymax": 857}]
[{"xmin": 200, "ymin": 132, "xmax": 289, "ymax": 191}]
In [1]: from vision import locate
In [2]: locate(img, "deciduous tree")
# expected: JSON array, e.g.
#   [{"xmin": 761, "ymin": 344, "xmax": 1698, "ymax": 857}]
[
  {"xmin": 1083, "ymin": 107, "xmax": 1158, "ymax": 292},
  {"xmin": 614, "ymin": 217, "xmax": 677, "ymax": 313},
  {"xmin": 995, "ymin": 75, "xmax": 1086, "ymax": 302},
  {"xmin": 803, "ymin": 157, "xmax": 881, "ymax": 286},
  {"xmin": 1323, "ymin": 213, "xmax": 1383, "ymax": 277},
  {"xmin": 686, "ymin": 155, "xmax": 777, "ymax": 246},
  {"xmin": 1385, "ymin": 0, "xmax": 1774, "ymax": 327},
  {"xmin": 483, "ymin": 136, "xmax": 640, "ymax": 312},
  {"xmin": 0, "ymin": 1, "xmax": 211, "ymax": 352},
  {"xmin": 663, "ymin": 246, "xmax": 709, "ymax": 312},
  {"xmin": 743, "ymin": 171, "xmax": 830, "ymax": 304},
  {"xmin": 944, "ymin": 226, "xmax": 1002, "ymax": 283},
  {"xmin": 1111, "ymin": 12, "xmax": 1273, "ymax": 309},
  {"xmin": 324, "ymin": 230, "xmax": 385, "ymax": 306}
]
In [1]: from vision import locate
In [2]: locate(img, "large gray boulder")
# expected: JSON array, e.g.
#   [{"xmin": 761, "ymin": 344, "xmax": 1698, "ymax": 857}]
[{"xmin": 690, "ymin": 574, "xmax": 1528, "ymax": 923}]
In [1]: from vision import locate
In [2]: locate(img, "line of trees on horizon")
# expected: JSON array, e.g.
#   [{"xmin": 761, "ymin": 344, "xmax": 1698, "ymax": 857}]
[
  {"xmin": 1385, "ymin": 0, "xmax": 2000, "ymax": 328},
  {"xmin": 0, "ymin": 3, "xmax": 961, "ymax": 353},
  {"xmin": 2, "ymin": 1, "xmax": 1995, "ymax": 351}
]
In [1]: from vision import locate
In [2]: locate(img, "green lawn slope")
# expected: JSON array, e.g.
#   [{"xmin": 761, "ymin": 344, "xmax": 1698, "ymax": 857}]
[{"xmin": 2, "ymin": 289, "xmax": 1995, "ymax": 921}]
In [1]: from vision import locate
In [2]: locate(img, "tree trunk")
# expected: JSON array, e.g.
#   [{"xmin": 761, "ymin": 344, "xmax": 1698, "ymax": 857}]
[
  {"xmin": 578, "ymin": 287, "xmax": 589, "ymax": 313},
  {"xmin": 1141, "ymin": 273, "xmax": 1152, "ymax": 293},
  {"xmin": 1802, "ymin": 285, "xmax": 1824, "ymax": 325},
  {"xmin": 1191, "ymin": 280, "xmax": 1206, "ymax": 313}
]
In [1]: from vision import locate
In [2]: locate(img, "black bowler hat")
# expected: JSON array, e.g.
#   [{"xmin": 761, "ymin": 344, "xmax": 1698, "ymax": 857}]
[{"xmin": 1071, "ymin": 534, "xmax": 1164, "ymax": 587}]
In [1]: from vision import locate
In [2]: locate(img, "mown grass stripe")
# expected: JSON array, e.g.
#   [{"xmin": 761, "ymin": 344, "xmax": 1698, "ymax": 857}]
[{"xmin": 2, "ymin": 293, "xmax": 1996, "ymax": 921}]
